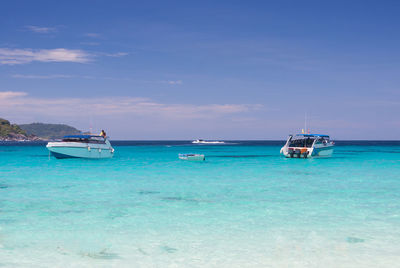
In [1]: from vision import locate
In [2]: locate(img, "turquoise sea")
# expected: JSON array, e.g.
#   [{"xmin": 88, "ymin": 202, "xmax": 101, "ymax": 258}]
[{"xmin": 1, "ymin": 141, "xmax": 400, "ymax": 267}]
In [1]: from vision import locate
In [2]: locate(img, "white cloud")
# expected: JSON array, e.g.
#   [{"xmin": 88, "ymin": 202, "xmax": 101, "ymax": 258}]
[
  {"xmin": 25, "ymin": 25, "xmax": 57, "ymax": 34},
  {"xmin": 0, "ymin": 91, "xmax": 265, "ymax": 139},
  {"xmin": 11, "ymin": 74, "xmax": 74, "ymax": 79},
  {"xmin": 0, "ymin": 91, "xmax": 259, "ymax": 119},
  {"xmin": 80, "ymin": 42, "xmax": 100, "ymax": 46},
  {"xmin": 109, "ymin": 52, "xmax": 128, "ymax": 57},
  {"xmin": 84, "ymin": 33, "xmax": 101, "ymax": 38},
  {"xmin": 164, "ymin": 80, "xmax": 183, "ymax": 85},
  {"xmin": 0, "ymin": 48, "xmax": 91, "ymax": 65},
  {"xmin": 0, "ymin": 91, "xmax": 28, "ymax": 99},
  {"xmin": 97, "ymin": 52, "xmax": 129, "ymax": 57}
]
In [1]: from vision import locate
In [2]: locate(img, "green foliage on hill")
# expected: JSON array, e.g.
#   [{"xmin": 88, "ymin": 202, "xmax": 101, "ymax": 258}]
[
  {"xmin": 0, "ymin": 118, "xmax": 28, "ymax": 137},
  {"xmin": 19, "ymin": 123, "xmax": 81, "ymax": 139}
]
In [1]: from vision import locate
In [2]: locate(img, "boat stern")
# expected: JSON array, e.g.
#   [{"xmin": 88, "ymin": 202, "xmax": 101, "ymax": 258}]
[{"xmin": 282, "ymin": 147, "xmax": 313, "ymax": 158}]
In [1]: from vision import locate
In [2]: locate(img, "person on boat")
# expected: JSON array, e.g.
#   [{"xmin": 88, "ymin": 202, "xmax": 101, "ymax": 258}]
[{"xmin": 100, "ymin": 130, "xmax": 107, "ymax": 138}]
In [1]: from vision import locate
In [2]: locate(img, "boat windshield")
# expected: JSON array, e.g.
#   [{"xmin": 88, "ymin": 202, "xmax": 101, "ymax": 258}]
[
  {"xmin": 62, "ymin": 136, "xmax": 106, "ymax": 144},
  {"xmin": 289, "ymin": 136, "xmax": 315, "ymax": 148},
  {"xmin": 288, "ymin": 135, "xmax": 331, "ymax": 148},
  {"xmin": 314, "ymin": 137, "xmax": 330, "ymax": 145}
]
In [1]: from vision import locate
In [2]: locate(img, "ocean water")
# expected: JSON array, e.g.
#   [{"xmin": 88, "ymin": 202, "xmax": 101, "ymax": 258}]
[{"xmin": 0, "ymin": 141, "xmax": 400, "ymax": 267}]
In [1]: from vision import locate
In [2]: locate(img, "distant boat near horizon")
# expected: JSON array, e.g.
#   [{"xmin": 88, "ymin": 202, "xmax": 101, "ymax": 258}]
[
  {"xmin": 192, "ymin": 139, "xmax": 225, "ymax": 144},
  {"xmin": 280, "ymin": 134, "xmax": 334, "ymax": 158},
  {"xmin": 46, "ymin": 135, "xmax": 114, "ymax": 159}
]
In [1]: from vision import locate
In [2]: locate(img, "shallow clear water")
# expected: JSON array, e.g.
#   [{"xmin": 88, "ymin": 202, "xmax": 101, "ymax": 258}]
[{"xmin": 0, "ymin": 141, "xmax": 400, "ymax": 267}]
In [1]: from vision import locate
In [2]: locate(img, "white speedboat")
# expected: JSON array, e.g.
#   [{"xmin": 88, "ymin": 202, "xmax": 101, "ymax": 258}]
[
  {"xmin": 179, "ymin": 153, "xmax": 205, "ymax": 161},
  {"xmin": 46, "ymin": 135, "xmax": 114, "ymax": 159},
  {"xmin": 192, "ymin": 139, "xmax": 224, "ymax": 144},
  {"xmin": 280, "ymin": 134, "xmax": 334, "ymax": 158}
]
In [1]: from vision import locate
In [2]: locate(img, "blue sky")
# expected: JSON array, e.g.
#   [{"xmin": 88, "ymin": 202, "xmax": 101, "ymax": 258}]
[{"xmin": 1, "ymin": 0, "xmax": 399, "ymax": 139}]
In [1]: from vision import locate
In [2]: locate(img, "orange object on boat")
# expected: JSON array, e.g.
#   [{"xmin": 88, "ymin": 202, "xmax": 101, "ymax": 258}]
[{"xmin": 300, "ymin": 148, "xmax": 308, "ymax": 153}]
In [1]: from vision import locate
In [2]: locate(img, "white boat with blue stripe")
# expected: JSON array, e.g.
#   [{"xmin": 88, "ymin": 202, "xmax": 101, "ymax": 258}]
[
  {"xmin": 178, "ymin": 153, "xmax": 205, "ymax": 161},
  {"xmin": 46, "ymin": 135, "xmax": 114, "ymax": 159},
  {"xmin": 280, "ymin": 134, "xmax": 334, "ymax": 158}
]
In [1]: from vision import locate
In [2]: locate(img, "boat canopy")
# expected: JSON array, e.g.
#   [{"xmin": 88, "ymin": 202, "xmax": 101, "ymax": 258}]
[
  {"xmin": 295, "ymin": 134, "xmax": 330, "ymax": 138},
  {"xmin": 288, "ymin": 134, "xmax": 330, "ymax": 148}
]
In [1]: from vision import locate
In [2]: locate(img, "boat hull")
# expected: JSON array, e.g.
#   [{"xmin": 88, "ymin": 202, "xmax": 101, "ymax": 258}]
[
  {"xmin": 50, "ymin": 151, "xmax": 80, "ymax": 159},
  {"xmin": 47, "ymin": 141, "xmax": 114, "ymax": 159},
  {"xmin": 311, "ymin": 146, "xmax": 334, "ymax": 157}
]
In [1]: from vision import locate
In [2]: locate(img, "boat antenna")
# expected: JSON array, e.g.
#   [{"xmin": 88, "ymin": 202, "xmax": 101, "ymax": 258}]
[{"xmin": 89, "ymin": 114, "xmax": 94, "ymax": 134}]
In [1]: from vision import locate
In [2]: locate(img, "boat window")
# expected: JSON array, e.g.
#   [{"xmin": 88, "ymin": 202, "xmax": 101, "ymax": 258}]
[
  {"xmin": 62, "ymin": 137, "xmax": 89, "ymax": 143},
  {"xmin": 289, "ymin": 137, "xmax": 315, "ymax": 148},
  {"xmin": 61, "ymin": 136, "xmax": 106, "ymax": 144},
  {"xmin": 315, "ymin": 139, "xmax": 323, "ymax": 145},
  {"xmin": 317, "ymin": 138, "xmax": 330, "ymax": 144}
]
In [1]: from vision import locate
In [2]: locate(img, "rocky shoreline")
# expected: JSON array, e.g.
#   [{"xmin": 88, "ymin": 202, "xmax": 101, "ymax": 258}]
[
  {"xmin": 1, "ymin": 118, "xmax": 76, "ymax": 141},
  {"xmin": 0, "ymin": 133, "xmax": 44, "ymax": 142}
]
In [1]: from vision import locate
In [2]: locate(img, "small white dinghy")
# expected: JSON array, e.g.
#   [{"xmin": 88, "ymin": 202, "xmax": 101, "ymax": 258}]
[{"xmin": 178, "ymin": 153, "xmax": 205, "ymax": 161}]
